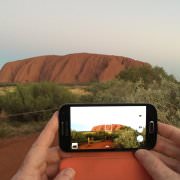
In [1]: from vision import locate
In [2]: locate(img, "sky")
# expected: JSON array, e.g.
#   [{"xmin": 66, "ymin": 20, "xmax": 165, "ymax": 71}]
[
  {"xmin": 0, "ymin": 0, "xmax": 180, "ymax": 79},
  {"xmin": 70, "ymin": 106, "xmax": 146, "ymax": 131}
]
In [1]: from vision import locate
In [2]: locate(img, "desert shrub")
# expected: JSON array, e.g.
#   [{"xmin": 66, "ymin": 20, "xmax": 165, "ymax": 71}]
[
  {"xmin": 71, "ymin": 130, "xmax": 87, "ymax": 144},
  {"xmin": 0, "ymin": 119, "xmax": 47, "ymax": 138},
  {"xmin": 91, "ymin": 131, "xmax": 111, "ymax": 141},
  {"xmin": 117, "ymin": 66, "xmax": 177, "ymax": 86},
  {"xmin": 0, "ymin": 83, "xmax": 17, "ymax": 87},
  {"xmin": 0, "ymin": 82, "xmax": 79, "ymax": 121},
  {"xmin": 113, "ymin": 126, "xmax": 143, "ymax": 148},
  {"xmin": 81, "ymin": 68, "xmax": 180, "ymax": 127},
  {"xmin": 71, "ymin": 130, "xmax": 113, "ymax": 144}
]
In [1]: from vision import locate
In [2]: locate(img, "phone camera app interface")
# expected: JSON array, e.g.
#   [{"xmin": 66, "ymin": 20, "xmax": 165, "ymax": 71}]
[{"xmin": 70, "ymin": 106, "xmax": 146, "ymax": 150}]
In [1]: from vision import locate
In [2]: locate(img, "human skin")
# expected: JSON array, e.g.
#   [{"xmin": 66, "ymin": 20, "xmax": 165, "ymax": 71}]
[
  {"xmin": 11, "ymin": 112, "xmax": 75, "ymax": 180},
  {"xmin": 12, "ymin": 112, "xmax": 180, "ymax": 180},
  {"xmin": 135, "ymin": 122, "xmax": 180, "ymax": 180}
]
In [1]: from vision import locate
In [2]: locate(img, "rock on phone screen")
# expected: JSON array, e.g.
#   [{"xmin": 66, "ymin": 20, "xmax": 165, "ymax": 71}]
[{"xmin": 70, "ymin": 106, "xmax": 146, "ymax": 150}]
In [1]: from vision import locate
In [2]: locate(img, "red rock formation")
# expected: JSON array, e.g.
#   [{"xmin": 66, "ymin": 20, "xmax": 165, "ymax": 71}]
[
  {"xmin": 0, "ymin": 53, "xmax": 149, "ymax": 84},
  {"xmin": 91, "ymin": 124, "xmax": 123, "ymax": 131}
]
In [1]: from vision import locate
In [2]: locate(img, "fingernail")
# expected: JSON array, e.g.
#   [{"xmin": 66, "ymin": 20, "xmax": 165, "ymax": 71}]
[{"xmin": 61, "ymin": 168, "xmax": 76, "ymax": 179}]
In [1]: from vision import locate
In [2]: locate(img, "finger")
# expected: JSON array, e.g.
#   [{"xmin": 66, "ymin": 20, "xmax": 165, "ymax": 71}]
[
  {"xmin": 154, "ymin": 135, "xmax": 180, "ymax": 161},
  {"xmin": 59, "ymin": 149, "xmax": 73, "ymax": 159},
  {"xmin": 54, "ymin": 168, "xmax": 76, "ymax": 180},
  {"xmin": 135, "ymin": 149, "xmax": 178, "ymax": 180},
  {"xmin": 22, "ymin": 112, "xmax": 59, "ymax": 169},
  {"xmin": 151, "ymin": 150, "xmax": 180, "ymax": 173},
  {"xmin": 158, "ymin": 122, "xmax": 180, "ymax": 146},
  {"xmin": 33, "ymin": 112, "xmax": 59, "ymax": 148},
  {"xmin": 23, "ymin": 146, "xmax": 47, "ymax": 169},
  {"xmin": 42, "ymin": 174, "xmax": 48, "ymax": 180},
  {"xmin": 48, "ymin": 146, "xmax": 72, "ymax": 161},
  {"xmin": 47, "ymin": 147, "xmax": 60, "ymax": 164},
  {"xmin": 46, "ymin": 163, "xmax": 59, "ymax": 178},
  {"xmin": 156, "ymin": 134, "xmax": 175, "ymax": 146}
]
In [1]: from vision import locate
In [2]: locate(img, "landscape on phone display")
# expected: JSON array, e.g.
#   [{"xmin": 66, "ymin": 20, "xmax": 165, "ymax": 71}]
[{"xmin": 70, "ymin": 106, "xmax": 146, "ymax": 150}]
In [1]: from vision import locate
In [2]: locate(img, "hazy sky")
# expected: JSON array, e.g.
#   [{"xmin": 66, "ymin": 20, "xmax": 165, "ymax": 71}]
[{"xmin": 0, "ymin": 0, "xmax": 180, "ymax": 79}]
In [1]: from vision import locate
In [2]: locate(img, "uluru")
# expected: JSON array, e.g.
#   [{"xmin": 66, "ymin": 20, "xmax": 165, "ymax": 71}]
[
  {"xmin": 0, "ymin": 53, "xmax": 149, "ymax": 84},
  {"xmin": 91, "ymin": 124, "xmax": 123, "ymax": 131}
]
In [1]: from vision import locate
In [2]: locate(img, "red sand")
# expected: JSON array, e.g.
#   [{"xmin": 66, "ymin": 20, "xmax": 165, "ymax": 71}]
[
  {"xmin": 0, "ymin": 134, "xmax": 38, "ymax": 180},
  {"xmin": 79, "ymin": 140, "xmax": 113, "ymax": 149}
]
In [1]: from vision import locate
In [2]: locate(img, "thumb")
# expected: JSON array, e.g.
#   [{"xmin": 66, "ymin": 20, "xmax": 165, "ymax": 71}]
[
  {"xmin": 135, "ymin": 149, "xmax": 177, "ymax": 180},
  {"xmin": 54, "ymin": 168, "xmax": 76, "ymax": 180}
]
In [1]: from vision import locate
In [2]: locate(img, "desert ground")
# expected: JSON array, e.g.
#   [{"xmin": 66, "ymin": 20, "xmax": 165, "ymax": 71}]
[
  {"xmin": 79, "ymin": 140, "xmax": 113, "ymax": 149},
  {"xmin": 0, "ymin": 84, "xmax": 87, "ymax": 180},
  {"xmin": 0, "ymin": 134, "xmax": 39, "ymax": 180}
]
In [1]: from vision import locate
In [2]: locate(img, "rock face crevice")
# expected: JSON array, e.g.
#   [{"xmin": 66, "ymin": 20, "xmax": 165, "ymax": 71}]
[
  {"xmin": 91, "ymin": 124, "xmax": 123, "ymax": 131},
  {"xmin": 0, "ymin": 53, "xmax": 148, "ymax": 84}
]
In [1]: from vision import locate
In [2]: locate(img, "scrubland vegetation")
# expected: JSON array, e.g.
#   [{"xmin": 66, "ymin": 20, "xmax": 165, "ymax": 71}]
[
  {"xmin": 0, "ymin": 82, "xmax": 79, "ymax": 138},
  {"xmin": 81, "ymin": 66, "xmax": 180, "ymax": 127},
  {"xmin": 71, "ymin": 126, "xmax": 145, "ymax": 149},
  {"xmin": 0, "ymin": 66, "xmax": 179, "ymax": 138},
  {"xmin": 113, "ymin": 126, "xmax": 146, "ymax": 148}
]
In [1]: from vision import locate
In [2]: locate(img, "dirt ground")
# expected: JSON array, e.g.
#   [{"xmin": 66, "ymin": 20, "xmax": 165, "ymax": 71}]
[
  {"xmin": 79, "ymin": 140, "xmax": 113, "ymax": 149},
  {"xmin": 0, "ymin": 134, "xmax": 39, "ymax": 180}
]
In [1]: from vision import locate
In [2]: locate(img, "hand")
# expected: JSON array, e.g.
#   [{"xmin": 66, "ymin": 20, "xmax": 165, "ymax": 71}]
[
  {"xmin": 12, "ymin": 112, "xmax": 76, "ymax": 180},
  {"xmin": 135, "ymin": 122, "xmax": 180, "ymax": 180}
]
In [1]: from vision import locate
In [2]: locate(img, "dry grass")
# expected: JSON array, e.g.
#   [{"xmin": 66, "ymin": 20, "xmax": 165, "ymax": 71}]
[
  {"xmin": 0, "ymin": 119, "xmax": 47, "ymax": 139},
  {"xmin": 0, "ymin": 85, "xmax": 90, "ymax": 96},
  {"xmin": 0, "ymin": 84, "xmax": 91, "ymax": 139},
  {"xmin": 0, "ymin": 86, "xmax": 16, "ymax": 96},
  {"xmin": 68, "ymin": 87, "xmax": 91, "ymax": 95}
]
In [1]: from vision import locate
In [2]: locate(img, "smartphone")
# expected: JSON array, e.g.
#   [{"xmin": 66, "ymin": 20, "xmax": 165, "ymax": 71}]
[{"xmin": 59, "ymin": 103, "xmax": 157, "ymax": 152}]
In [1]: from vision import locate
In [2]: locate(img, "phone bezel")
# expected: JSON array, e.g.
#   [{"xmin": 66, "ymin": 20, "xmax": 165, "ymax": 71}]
[{"xmin": 58, "ymin": 103, "xmax": 157, "ymax": 152}]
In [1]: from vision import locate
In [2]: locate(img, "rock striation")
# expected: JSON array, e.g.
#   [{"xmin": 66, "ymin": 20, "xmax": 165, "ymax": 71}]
[
  {"xmin": 91, "ymin": 124, "xmax": 123, "ymax": 131},
  {"xmin": 0, "ymin": 53, "xmax": 148, "ymax": 84}
]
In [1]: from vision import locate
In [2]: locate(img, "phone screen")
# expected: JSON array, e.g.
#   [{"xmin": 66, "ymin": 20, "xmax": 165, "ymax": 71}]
[{"xmin": 70, "ymin": 106, "xmax": 146, "ymax": 150}]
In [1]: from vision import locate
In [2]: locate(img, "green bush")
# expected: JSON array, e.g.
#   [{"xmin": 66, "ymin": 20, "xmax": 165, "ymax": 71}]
[
  {"xmin": 0, "ymin": 83, "xmax": 17, "ymax": 87},
  {"xmin": 0, "ymin": 82, "xmax": 79, "ymax": 121},
  {"xmin": 71, "ymin": 130, "xmax": 87, "ymax": 144},
  {"xmin": 81, "ymin": 67, "xmax": 180, "ymax": 127},
  {"xmin": 117, "ymin": 66, "xmax": 177, "ymax": 86},
  {"xmin": 71, "ymin": 130, "xmax": 114, "ymax": 144},
  {"xmin": 0, "ymin": 119, "xmax": 47, "ymax": 138},
  {"xmin": 113, "ymin": 126, "xmax": 143, "ymax": 148},
  {"xmin": 93, "ymin": 131, "xmax": 109, "ymax": 140}
]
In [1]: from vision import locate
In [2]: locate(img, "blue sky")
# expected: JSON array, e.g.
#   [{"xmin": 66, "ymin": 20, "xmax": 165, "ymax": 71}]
[{"xmin": 0, "ymin": 0, "xmax": 180, "ymax": 79}]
